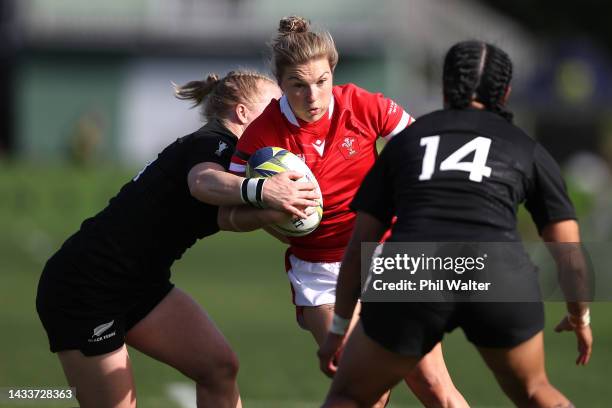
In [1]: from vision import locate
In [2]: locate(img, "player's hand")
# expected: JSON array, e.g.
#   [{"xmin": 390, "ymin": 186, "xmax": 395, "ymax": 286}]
[
  {"xmin": 262, "ymin": 171, "xmax": 321, "ymax": 218},
  {"xmin": 554, "ymin": 316, "xmax": 593, "ymax": 365},
  {"xmin": 317, "ymin": 333, "xmax": 345, "ymax": 378}
]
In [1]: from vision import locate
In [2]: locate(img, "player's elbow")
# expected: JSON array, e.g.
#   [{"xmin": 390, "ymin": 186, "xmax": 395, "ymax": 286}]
[
  {"xmin": 187, "ymin": 169, "xmax": 207, "ymax": 199},
  {"xmin": 188, "ymin": 179, "xmax": 203, "ymax": 201}
]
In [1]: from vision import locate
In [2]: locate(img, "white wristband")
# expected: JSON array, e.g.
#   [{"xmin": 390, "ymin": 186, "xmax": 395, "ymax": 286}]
[
  {"xmin": 240, "ymin": 178, "xmax": 265, "ymax": 208},
  {"xmin": 329, "ymin": 314, "xmax": 351, "ymax": 336},
  {"xmin": 568, "ymin": 309, "xmax": 590, "ymax": 328}
]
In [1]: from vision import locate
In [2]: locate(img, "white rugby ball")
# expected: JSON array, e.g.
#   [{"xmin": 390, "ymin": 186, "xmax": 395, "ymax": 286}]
[{"xmin": 246, "ymin": 147, "xmax": 323, "ymax": 237}]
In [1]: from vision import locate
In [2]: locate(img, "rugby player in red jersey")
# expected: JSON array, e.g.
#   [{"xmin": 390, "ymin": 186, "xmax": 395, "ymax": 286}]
[{"xmin": 225, "ymin": 16, "xmax": 467, "ymax": 408}]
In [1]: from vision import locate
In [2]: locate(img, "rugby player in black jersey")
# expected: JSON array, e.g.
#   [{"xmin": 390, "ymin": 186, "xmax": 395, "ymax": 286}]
[
  {"xmin": 36, "ymin": 70, "xmax": 320, "ymax": 408},
  {"xmin": 318, "ymin": 41, "xmax": 592, "ymax": 408}
]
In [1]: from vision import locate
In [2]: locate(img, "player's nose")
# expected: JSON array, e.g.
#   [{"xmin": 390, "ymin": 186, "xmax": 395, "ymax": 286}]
[{"xmin": 306, "ymin": 85, "xmax": 317, "ymax": 102}]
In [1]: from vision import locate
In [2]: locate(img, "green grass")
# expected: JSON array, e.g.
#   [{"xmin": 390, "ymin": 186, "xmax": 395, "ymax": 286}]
[{"xmin": 0, "ymin": 162, "xmax": 610, "ymax": 407}]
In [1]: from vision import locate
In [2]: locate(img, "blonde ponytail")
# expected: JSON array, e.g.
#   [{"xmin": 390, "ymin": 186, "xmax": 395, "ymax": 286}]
[
  {"xmin": 173, "ymin": 74, "xmax": 220, "ymax": 108},
  {"xmin": 174, "ymin": 70, "xmax": 275, "ymax": 121}
]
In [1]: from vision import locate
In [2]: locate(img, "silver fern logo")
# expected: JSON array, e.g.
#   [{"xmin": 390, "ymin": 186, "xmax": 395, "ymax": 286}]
[
  {"xmin": 215, "ymin": 141, "xmax": 228, "ymax": 156},
  {"xmin": 92, "ymin": 320, "xmax": 114, "ymax": 338}
]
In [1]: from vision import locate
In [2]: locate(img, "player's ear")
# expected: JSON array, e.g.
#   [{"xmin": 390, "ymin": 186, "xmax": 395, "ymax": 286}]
[
  {"xmin": 235, "ymin": 103, "xmax": 249, "ymax": 125},
  {"xmin": 502, "ymin": 86, "xmax": 512, "ymax": 106}
]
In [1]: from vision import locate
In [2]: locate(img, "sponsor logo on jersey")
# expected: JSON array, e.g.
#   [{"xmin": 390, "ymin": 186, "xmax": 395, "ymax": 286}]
[
  {"xmin": 88, "ymin": 320, "xmax": 117, "ymax": 343},
  {"xmin": 215, "ymin": 141, "xmax": 229, "ymax": 156},
  {"xmin": 388, "ymin": 101, "xmax": 398, "ymax": 115},
  {"xmin": 312, "ymin": 139, "xmax": 325, "ymax": 157},
  {"xmin": 338, "ymin": 136, "xmax": 359, "ymax": 159}
]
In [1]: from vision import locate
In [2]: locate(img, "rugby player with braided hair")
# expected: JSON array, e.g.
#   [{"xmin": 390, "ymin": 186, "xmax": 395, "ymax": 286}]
[{"xmin": 319, "ymin": 40, "xmax": 592, "ymax": 407}]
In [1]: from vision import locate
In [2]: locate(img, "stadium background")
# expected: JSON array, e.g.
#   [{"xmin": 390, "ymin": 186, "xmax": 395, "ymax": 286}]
[{"xmin": 1, "ymin": 0, "xmax": 611, "ymax": 406}]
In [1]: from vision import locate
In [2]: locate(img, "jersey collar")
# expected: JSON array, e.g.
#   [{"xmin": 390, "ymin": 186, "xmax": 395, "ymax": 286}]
[
  {"xmin": 279, "ymin": 94, "xmax": 335, "ymax": 127},
  {"xmin": 205, "ymin": 118, "xmax": 239, "ymax": 141}
]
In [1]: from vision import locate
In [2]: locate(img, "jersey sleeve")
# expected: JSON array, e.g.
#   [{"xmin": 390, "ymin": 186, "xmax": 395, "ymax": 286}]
[
  {"xmin": 229, "ymin": 113, "xmax": 276, "ymax": 176},
  {"xmin": 524, "ymin": 143, "xmax": 577, "ymax": 233},
  {"xmin": 350, "ymin": 140, "xmax": 396, "ymax": 224},
  {"xmin": 349, "ymin": 85, "xmax": 414, "ymax": 141},
  {"xmin": 184, "ymin": 135, "xmax": 234, "ymax": 172}
]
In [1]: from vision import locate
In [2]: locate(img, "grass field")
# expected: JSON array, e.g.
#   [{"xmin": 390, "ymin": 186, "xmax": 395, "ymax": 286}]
[{"xmin": 1, "ymin": 162, "xmax": 610, "ymax": 407}]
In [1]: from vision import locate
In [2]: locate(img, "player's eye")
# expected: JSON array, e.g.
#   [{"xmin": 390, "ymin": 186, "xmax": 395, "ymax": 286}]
[{"xmin": 317, "ymin": 78, "xmax": 327, "ymax": 86}]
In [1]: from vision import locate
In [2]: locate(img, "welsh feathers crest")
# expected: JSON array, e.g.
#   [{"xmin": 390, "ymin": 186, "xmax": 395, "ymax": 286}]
[{"xmin": 338, "ymin": 136, "xmax": 359, "ymax": 159}]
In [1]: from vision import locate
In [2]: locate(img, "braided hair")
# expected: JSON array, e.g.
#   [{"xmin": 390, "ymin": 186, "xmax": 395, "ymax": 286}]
[{"xmin": 443, "ymin": 41, "xmax": 514, "ymax": 122}]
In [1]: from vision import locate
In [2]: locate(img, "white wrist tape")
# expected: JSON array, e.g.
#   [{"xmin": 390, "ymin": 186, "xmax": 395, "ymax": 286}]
[
  {"xmin": 568, "ymin": 308, "xmax": 590, "ymax": 328},
  {"xmin": 329, "ymin": 314, "xmax": 351, "ymax": 336},
  {"xmin": 240, "ymin": 178, "xmax": 265, "ymax": 208}
]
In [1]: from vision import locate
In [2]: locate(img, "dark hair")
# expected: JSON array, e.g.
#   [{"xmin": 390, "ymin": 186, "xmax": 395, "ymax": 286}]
[
  {"xmin": 174, "ymin": 70, "xmax": 275, "ymax": 121},
  {"xmin": 443, "ymin": 40, "xmax": 514, "ymax": 121},
  {"xmin": 269, "ymin": 15, "xmax": 339, "ymax": 82}
]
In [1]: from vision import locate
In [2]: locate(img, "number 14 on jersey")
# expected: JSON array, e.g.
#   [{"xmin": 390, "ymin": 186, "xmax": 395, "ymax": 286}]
[{"xmin": 418, "ymin": 136, "xmax": 492, "ymax": 182}]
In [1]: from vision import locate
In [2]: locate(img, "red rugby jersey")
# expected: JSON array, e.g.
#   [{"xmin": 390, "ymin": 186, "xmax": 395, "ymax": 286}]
[{"xmin": 230, "ymin": 83, "xmax": 414, "ymax": 262}]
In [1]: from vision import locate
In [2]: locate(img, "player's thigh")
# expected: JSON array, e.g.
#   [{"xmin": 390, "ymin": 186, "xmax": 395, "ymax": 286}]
[
  {"xmin": 302, "ymin": 303, "xmax": 362, "ymax": 346},
  {"xmin": 58, "ymin": 345, "xmax": 136, "ymax": 408},
  {"xmin": 477, "ymin": 331, "xmax": 547, "ymax": 390},
  {"xmin": 406, "ymin": 342, "xmax": 453, "ymax": 384},
  {"xmin": 327, "ymin": 323, "xmax": 419, "ymax": 405},
  {"xmin": 302, "ymin": 304, "xmax": 333, "ymax": 345},
  {"xmin": 125, "ymin": 287, "xmax": 238, "ymax": 383}
]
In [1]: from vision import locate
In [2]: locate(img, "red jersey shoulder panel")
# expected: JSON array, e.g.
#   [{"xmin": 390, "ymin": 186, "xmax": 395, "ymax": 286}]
[{"xmin": 332, "ymin": 83, "xmax": 411, "ymax": 141}]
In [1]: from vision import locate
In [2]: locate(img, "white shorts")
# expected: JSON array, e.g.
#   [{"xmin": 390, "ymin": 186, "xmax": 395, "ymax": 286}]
[{"xmin": 287, "ymin": 255, "xmax": 340, "ymax": 307}]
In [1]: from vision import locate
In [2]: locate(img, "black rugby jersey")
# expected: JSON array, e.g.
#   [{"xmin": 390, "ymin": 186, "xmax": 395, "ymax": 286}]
[
  {"xmin": 61, "ymin": 119, "xmax": 237, "ymax": 277},
  {"xmin": 352, "ymin": 108, "xmax": 576, "ymax": 241}
]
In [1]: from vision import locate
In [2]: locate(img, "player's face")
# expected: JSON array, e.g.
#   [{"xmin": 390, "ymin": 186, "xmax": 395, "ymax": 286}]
[
  {"xmin": 245, "ymin": 81, "xmax": 282, "ymax": 125},
  {"xmin": 280, "ymin": 57, "xmax": 333, "ymax": 123}
]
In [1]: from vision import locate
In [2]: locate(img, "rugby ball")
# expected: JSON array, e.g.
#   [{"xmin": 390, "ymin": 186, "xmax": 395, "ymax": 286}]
[{"xmin": 246, "ymin": 147, "xmax": 323, "ymax": 237}]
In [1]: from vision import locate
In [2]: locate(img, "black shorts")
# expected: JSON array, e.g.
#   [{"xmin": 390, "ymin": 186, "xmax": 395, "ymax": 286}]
[
  {"xmin": 360, "ymin": 301, "xmax": 544, "ymax": 357},
  {"xmin": 36, "ymin": 251, "xmax": 174, "ymax": 356}
]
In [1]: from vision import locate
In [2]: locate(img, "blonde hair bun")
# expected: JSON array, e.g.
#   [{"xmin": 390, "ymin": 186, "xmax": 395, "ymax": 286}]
[{"xmin": 278, "ymin": 16, "xmax": 310, "ymax": 35}]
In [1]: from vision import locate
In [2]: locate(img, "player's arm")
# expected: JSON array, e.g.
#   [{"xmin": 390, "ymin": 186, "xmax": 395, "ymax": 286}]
[
  {"xmin": 217, "ymin": 205, "xmax": 291, "ymax": 233},
  {"xmin": 188, "ymin": 162, "xmax": 245, "ymax": 205},
  {"xmin": 318, "ymin": 211, "xmax": 388, "ymax": 377},
  {"xmin": 191, "ymin": 162, "xmax": 303, "ymax": 238},
  {"xmin": 351, "ymin": 85, "xmax": 414, "ymax": 143},
  {"xmin": 542, "ymin": 220, "xmax": 593, "ymax": 365},
  {"xmin": 188, "ymin": 162, "xmax": 319, "ymax": 218},
  {"xmin": 262, "ymin": 226, "xmax": 290, "ymax": 244},
  {"xmin": 336, "ymin": 212, "xmax": 388, "ymax": 318},
  {"xmin": 218, "ymin": 207, "xmax": 289, "ymax": 243},
  {"xmin": 380, "ymin": 107, "xmax": 414, "ymax": 142},
  {"xmin": 525, "ymin": 144, "xmax": 591, "ymax": 364}
]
